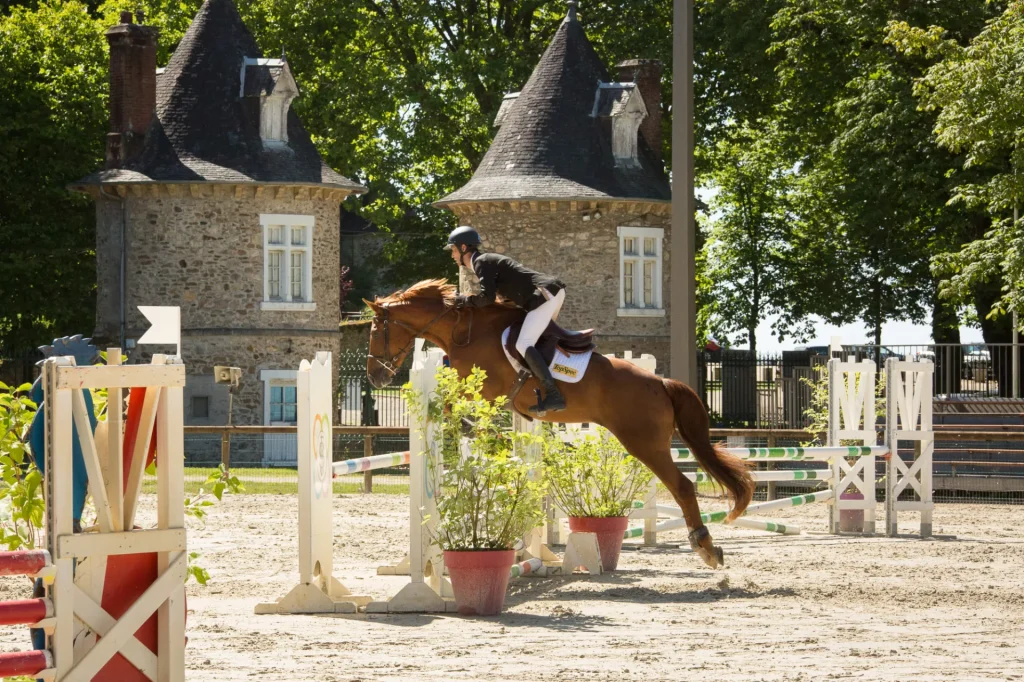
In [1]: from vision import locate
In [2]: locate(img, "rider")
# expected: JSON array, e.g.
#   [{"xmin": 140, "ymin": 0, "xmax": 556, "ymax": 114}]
[{"xmin": 446, "ymin": 225, "xmax": 567, "ymax": 414}]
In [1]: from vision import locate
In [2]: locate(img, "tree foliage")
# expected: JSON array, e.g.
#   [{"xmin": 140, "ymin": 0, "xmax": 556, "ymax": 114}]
[
  {"xmin": 4, "ymin": 0, "xmax": 1019, "ymax": 354},
  {"xmin": 702, "ymin": 127, "xmax": 793, "ymax": 353},
  {"xmin": 700, "ymin": 0, "xmax": 999, "ymax": 348},
  {"xmin": 889, "ymin": 3, "xmax": 1024, "ymax": 325},
  {"xmin": 0, "ymin": 1, "xmax": 107, "ymax": 350}
]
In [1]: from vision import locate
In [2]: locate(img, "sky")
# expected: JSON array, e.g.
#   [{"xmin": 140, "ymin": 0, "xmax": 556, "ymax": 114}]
[{"xmin": 743, "ymin": 314, "xmax": 987, "ymax": 352}]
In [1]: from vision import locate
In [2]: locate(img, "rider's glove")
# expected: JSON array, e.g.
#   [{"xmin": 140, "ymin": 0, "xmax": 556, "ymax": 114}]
[{"xmin": 454, "ymin": 294, "xmax": 470, "ymax": 308}]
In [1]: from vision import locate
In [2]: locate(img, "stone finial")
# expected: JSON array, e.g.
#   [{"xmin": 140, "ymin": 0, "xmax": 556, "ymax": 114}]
[{"xmin": 566, "ymin": 0, "xmax": 578, "ymax": 22}]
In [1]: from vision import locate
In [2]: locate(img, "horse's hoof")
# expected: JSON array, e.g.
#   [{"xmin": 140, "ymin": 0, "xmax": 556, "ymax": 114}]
[{"xmin": 695, "ymin": 543, "xmax": 725, "ymax": 569}]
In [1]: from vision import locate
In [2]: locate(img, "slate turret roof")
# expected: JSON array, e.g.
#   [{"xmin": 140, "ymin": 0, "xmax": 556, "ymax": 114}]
[
  {"xmin": 71, "ymin": 0, "xmax": 364, "ymax": 193},
  {"xmin": 435, "ymin": 3, "xmax": 669, "ymax": 207}
]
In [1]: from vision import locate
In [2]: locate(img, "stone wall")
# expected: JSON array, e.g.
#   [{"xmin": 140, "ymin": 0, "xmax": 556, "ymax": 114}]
[
  {"xmin": 95, "ymin": 188, "xmax": 343, "ymax": 426},
  {"xmin": 456, "ymin": 206, "xmax": 672, "ymax": 374}
]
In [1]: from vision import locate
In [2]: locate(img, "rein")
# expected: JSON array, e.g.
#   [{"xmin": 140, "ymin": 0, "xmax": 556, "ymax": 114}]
[{"xmin": 368, "ymin": 303, "xmax": 473, "ymax": 376}]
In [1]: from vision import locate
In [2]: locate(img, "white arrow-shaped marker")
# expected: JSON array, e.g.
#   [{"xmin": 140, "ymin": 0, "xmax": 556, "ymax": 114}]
[{"xmin": 138, "ymin": 306, "xmax": 181, "ymax": 358}]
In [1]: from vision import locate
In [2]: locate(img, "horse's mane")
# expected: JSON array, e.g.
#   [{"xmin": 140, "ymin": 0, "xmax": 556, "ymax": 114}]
[
  {"xmin": 378, "ymin": 279, "xmax": 518, "ymax": 310},
  {"xmin": 378, "ymin": 279, "xmax": 458, "ymax": 306}
]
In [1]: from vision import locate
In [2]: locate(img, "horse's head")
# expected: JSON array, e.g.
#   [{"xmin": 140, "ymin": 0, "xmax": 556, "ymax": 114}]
[{"xmin": 364, "ymin": 280, "xmax": 457, "ymax": 388}]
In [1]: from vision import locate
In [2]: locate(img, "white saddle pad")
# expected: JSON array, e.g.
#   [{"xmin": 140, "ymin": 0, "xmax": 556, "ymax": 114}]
[{"xmin": 500, "ymin": 327, "xmax": 594, "ymax": 385}]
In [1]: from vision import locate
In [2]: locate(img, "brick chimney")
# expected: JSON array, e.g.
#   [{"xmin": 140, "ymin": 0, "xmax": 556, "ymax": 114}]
[
  {"xmin": 105, "ymin": 11, "xmax": 158, "ymax": 169},
  {"xmin": 616, "ymin": 59, "xmax": 663, "ymax": 163}
]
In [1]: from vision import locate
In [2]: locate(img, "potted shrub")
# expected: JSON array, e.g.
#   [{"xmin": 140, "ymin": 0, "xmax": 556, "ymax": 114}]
[
  {"xmin": 405, "ymin": 366, "xmax": 545, "ymax": 616},
  {"xmin": 543, "ymin": 427, "xmax": 653, "ymax": 571}
]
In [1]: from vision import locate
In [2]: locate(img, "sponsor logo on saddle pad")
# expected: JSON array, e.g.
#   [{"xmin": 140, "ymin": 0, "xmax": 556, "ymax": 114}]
[
  {"xmin": 552, "ymin": 363, "xmax": 578, "ymax": 378},
  {"xmin": 500, "ymin": 327, "xmax": 593, "ymax": 384}
]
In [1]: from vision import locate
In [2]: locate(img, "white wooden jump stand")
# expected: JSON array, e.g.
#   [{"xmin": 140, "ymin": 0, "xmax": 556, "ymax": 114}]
[
  {"xmin": 36, "ymin": 351, "xmax": 186, "ymax": 681},
  {"xmin": 368, "ymin": 343, "xmax": 453, "ymax": 613},
  {"xmin": 254, "ymin": 345, "xmax": 455, "ymax": 615},
  {"xmin": 885, "ymin": 358, "xmax": 935, "ymax": 537},
  {"xmin": 255, "ymin": 352, "xmax": 374, "ymax": 614},
  {"xmin": 828, "ymin": 357, "xmax": 879, "ymax": 534},
  {"xmin": 625, "ymin": 356, "xmax": 935, "ymax": 543}
]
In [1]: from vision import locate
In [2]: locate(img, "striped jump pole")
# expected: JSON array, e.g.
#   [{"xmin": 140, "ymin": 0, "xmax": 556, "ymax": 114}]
[
  {"xmin": 654, "ymin": 490, "xmax": 834, "ymax": 535},
  {"xmin": 729, "ymin": 518, "xmax": 801, "ymax": 535},
  {"xmin": 685, "ymin": 469, "xmax": 832, "ymax": 484},
  {"xmin": 0, "ymin": 550, "xmax": 51, "ymax": 577},
  {"xmin": 673, "ymin": 445, "xmax": 887, "ymax": 463},
  {"xmin": 510, "ymin": 557, "xmax": 545, "ymax": 578},
  {"xmin": 332, "ymin": 451, "xmax": 410, "ymax": 476}
]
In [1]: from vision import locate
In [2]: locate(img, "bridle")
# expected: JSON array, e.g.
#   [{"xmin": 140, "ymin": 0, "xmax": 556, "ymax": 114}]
[{"xmin": 367, "ymin": 302, "xmax": 473, "ymax": 377}]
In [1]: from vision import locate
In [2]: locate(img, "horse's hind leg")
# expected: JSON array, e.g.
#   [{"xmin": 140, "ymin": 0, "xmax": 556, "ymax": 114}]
[{"xmin": 615, "ymin": 437, "xmax": 724, "ymax": 569}]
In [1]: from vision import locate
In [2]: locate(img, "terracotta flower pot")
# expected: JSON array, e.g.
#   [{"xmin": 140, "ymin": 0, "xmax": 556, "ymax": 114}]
[
  {"xmin": 443, "ymin": 549, "xmax": 515, "ymax": 616},
  {"xmin": 568, "ymin": 516, "xmax": 630, "ymax": 571}
]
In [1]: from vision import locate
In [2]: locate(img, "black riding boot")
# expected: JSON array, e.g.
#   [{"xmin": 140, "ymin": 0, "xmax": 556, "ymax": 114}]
[{"xmin": 523, "ymin": 346, "xmax": 566, "ymax": 414}]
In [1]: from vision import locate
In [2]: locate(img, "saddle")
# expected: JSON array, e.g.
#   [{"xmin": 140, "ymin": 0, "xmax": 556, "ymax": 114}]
[{"xmin": 503, "ymin": 319, "xmax": 596, "ymax": 368}]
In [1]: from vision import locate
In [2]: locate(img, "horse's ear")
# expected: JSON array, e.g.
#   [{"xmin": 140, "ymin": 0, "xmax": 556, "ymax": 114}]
[{"xmin": 363, "ymin": 298, "xmax": 378, "ymax": 311}]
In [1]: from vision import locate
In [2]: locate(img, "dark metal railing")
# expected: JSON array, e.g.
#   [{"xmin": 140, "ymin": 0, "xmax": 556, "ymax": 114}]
[
  {"xmin": 697, "ymin": 343, "xmax": 1023, "ymax": 429},
  {"xmin": 336, "ymin": 346, "xmax": 411, "ymax": 427}
]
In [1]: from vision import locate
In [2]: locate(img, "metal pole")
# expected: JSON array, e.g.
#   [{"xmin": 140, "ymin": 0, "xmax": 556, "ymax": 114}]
[
  {"xmin": 670, "ymin": 0, "xmax": 697, "ymax": 385},
  {"xmin": 221, "ymin": 390, "xmax": 233, "ymax": 471},
  {"xmin": 1014, "ymin": 205, "xmax": 1019, "ymax": 399}
]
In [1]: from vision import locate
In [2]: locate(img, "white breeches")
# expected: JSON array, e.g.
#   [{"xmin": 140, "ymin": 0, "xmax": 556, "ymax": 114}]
[{"xmin": 516, "ymin": 288, "xmax": 565, "ymax": 356}]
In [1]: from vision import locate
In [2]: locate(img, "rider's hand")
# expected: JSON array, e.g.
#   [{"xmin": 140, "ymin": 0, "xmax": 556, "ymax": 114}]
[{"xmin": 454, "ymin": 294, "xmax": 470, "ymax": 308}]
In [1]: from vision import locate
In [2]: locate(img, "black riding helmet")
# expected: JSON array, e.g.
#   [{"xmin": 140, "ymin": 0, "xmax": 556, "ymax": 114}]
[{"xmin": 445, "ymin": 225, "xmax": 481, "ymax": 251}]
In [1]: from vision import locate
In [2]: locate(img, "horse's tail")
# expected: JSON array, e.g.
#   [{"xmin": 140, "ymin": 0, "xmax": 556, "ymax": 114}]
[{"xmin": 663, "ymin": 379, "xmax": 754, "ymax": 522}]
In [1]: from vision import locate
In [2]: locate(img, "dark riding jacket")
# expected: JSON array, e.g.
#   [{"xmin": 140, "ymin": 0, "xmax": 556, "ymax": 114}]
[{"xmin": 460, "ymin": 252, "xmax": 564, "ymax": 311}]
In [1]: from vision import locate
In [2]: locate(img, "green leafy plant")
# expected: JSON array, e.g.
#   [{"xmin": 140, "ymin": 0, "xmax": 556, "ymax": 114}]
[
  {"xmin": 404, "ymin": 366, "xmax": 545, "ymax": 551},
  {"xmin": 0, "ymin": 382, "xmax": 44, "ymax": 550},
  {"xmin": 151, "ymin": 462, "xmax": 244, "ymax": 584},
  {"xmin": 542, "ymin": 427, "xmax": 653, "ymax": 518}
]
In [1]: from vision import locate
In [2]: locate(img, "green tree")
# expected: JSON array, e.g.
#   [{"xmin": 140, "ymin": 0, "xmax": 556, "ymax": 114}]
[
  {"xmin": 702, "ymin": 127, "xmax": 792, "ymax": 354},
  {"xmin": 889, "ymin": 4, "xmax": 1024, "ymax": 330},
  {"xmin": 0, "ymin": 1, "xmax": 107, "ymax": 351},
  {"xmin": 767, "ymin": 0, "xmax": 994, "ymax": 347}
]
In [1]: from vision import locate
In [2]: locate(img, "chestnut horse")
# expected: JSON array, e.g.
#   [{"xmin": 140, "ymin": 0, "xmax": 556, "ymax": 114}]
[{"xmin": 364, "ymin": 280, "xmax": 753, "ymax": 568}]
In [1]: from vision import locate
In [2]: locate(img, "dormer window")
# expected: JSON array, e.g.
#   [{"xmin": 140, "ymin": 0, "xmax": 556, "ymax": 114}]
[
  {"xmin": 593, "ymin": 82, "xmax": 648, "ymax": 168},
  {"xmin": 494, "ymin": 91, "xmax": 520, "ymax": 128},
  {"xmin": 241, "ymin": 57, "xmax": 299, "ymax": 147}
]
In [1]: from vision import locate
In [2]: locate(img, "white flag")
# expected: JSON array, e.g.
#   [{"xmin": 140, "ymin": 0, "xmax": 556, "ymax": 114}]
[{"xmin": 138, "ymin": 306, "xmax": 181, "ymax": 357}]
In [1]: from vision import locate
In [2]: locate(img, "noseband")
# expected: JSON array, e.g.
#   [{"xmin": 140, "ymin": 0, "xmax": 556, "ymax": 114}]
[{"xmin": 367, "ymin": 303, "xmax": 472, "ymax": 377}]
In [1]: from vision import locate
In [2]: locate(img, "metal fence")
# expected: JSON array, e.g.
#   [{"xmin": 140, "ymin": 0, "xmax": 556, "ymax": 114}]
[
  {"xmin": 698, "ymin": 343, "xmax": 1024, "ymax": 429},
  {"xmin": 0, "ymin": 348, "xmax": 41, "ymax": 387},
  {"xmin": 337, "ymin": 346, "xmax": 411, "ymax": 427},
  {"xmin": 698, "ymin": 349, "xmax": 827, "ymax": 429}
]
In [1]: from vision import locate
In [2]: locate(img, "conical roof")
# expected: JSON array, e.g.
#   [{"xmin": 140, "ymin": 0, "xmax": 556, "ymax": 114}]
[
  {"xmin": 436, "ymin": 6, "xmax": 669, "ymax": 206},
  {"xmin": 73, "ymin": 0, "xmax": 364, "ymax": 192}
]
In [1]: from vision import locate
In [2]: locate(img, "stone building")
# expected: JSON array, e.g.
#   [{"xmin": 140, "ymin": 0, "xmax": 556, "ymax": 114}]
[
  {"xmin": 69, "ymin": 0, "xmax": 365, "ymax": 453},
  {"xmin": 435, "ymin": 3, "xmax": 673, "ymax": 371}
]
